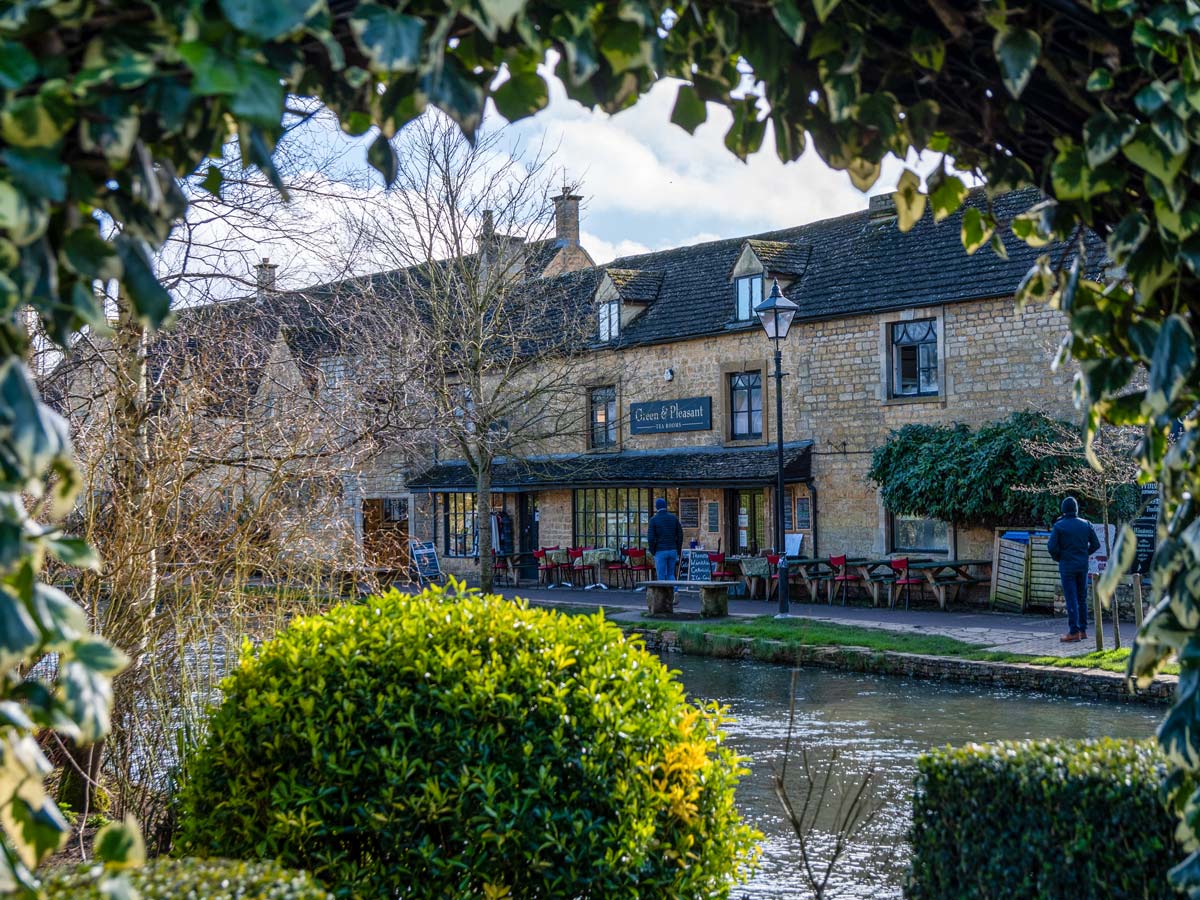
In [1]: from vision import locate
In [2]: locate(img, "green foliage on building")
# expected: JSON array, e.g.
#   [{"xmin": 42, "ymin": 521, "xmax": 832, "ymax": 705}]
[
  {"xmin": 869, "ymin": 411, "xmax": 1139, "ymax": 528},
  {"xmin": 175, "ymin": 583, "xmax": 759, "ymax": 899}
]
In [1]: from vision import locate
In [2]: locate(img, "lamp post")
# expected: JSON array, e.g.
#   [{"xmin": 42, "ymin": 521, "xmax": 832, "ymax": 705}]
[{"xmin": 755, "ymin": 279, "xmax": 799, "ymax": 617}]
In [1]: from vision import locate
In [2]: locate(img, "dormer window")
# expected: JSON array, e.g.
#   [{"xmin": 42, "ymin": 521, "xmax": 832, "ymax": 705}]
[
  {"xmin": 734, "ymin": 274, "xmax": 763, "ymax": 321},
  {"xmin": 598, "ymin": 300, "xmax": 620, "ymax": 342}
]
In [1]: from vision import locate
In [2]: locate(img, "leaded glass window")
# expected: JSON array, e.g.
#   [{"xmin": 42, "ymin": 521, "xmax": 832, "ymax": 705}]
[
  {"xmin": 891, "ymin": 319, "xmax": 938, "ymax": 397},
  {"xmin": 589, "ymin": 385, "xmax": 617, "ymax": 449},
  {"xmin": 729, "ymin": 371, "xmax": 762, "ymax": 440}
]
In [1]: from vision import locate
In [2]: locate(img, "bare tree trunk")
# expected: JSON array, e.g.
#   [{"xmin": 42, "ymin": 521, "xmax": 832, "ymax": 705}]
[{"xmin": 476, "ymin": 461, "xmax": 493, "ymax": 593}]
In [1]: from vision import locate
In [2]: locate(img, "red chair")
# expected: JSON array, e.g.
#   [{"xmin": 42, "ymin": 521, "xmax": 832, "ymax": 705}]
[
  {"xmin": 567, "ymin": 547, "xmax": 595, "ymax": 588},
  {"xmin": 829, "ymin": 554, "xmax": 862, "ymax": 606},
  {"xmin": 889, "ymin": 557, "xmax": 925, "ymax": 610},
  {"xmin": 625, "ymin": 548, "xmax": 654, "ymax": 586},
  {"xmin": 604, "ymin": 552, "xmax": 629, "ymax": 588},
  {"xmin": 492, "ymin": 553, "xmax": 511, "ymax": 587},
  {"xmin": 708, "ymin": 552, "xmax": 735, "ymax": 581},
  {"xmin": 534, "ymin": 547, "xmax": 560, "ymax": 586},
  {"xmin": 765, "ymin": 553, "xmax": 781, "ymax": 601}
]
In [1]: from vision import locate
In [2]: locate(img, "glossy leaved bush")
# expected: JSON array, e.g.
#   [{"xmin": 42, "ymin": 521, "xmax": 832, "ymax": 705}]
[
  {"xmin": 869, "ymin": 410, "xmax": 1139, "ymax": 528},
  {"xmin": 41, "ymin": 858, "xmax": 331, "ymax": 900},
  {"xmin": 176, "ymin": 583, "xmax": 759, "ymax": 899},
  {"xmin": 4, "ymin": 0, "xmax": 1200, "ymax": 887},
  {"xmin": 908, "ymin": 739, "xmax": 1179, "ymax": 900}
]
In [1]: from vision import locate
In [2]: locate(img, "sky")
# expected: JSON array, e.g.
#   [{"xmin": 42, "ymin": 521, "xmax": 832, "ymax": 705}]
[
  {"xmin": 490, "ymin": 73, "xmax": 928, "ymax": 264},
  {"xmin": 167, "ymin": 66, "xmax": 945, "ymax": 303}
]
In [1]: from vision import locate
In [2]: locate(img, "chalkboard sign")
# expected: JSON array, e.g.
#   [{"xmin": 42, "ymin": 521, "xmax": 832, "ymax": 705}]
[
  {"xmin": 410, "ymin": 539, "xmax": 444, "ymax": 584},
  {"xmin": 795, "ymin": 497, "xmax": 811, "ymax": 530},
  {"xmin": 1132, "ymin": 483, "xmax": 1160, "ymax": 574},
  {"xmin": 707, "ymin": 502, "xmax": 719, "ymax": 533},
  {"xmin": 684, "ymin": 549, "xmax": 713, "ymax": 582},
  {"xmin": 679, "ymin": 498, "xmax": 699, "ymax": 529},
  {"xmin": 783, "ymin": 494, "xmax": 793, "ymax": 531}
]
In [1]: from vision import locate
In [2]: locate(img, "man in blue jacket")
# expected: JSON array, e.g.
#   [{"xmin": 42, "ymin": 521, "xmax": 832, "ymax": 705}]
[
  {"xmin": 1047, "ymin": 496, "xmax": 1101, "ymax": 643},
  {"xmin": 646, "ymin": 497, "xmax": 683, "ymax": 582}
]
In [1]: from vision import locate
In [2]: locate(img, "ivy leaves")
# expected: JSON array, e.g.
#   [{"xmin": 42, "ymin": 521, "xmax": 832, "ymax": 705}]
[{"xmin": 993, "ymin": 26, "xmax": 1042, "ymax": 98}]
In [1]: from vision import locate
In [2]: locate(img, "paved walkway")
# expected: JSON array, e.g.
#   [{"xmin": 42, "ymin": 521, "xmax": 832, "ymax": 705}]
[{"xmin": 492, "ymin": 582, "xmax": 1129, "ymax": 658}]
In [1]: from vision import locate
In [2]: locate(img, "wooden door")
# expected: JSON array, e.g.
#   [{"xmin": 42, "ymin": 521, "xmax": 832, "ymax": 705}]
[{"xmin": 362, "ymin": 498, "xmax": 409, "ymax": 571}]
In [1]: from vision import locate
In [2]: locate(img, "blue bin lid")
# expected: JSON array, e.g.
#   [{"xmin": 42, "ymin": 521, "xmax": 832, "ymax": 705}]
[{"xmin": 1002, "ymin": 531, "xmax": 1030, "ymax": 542}]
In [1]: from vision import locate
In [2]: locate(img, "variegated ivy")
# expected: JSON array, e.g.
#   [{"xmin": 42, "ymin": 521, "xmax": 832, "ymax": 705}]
[{"xmin": 1, "ymin": 0, "xmax": 1200, "ymax": 891}]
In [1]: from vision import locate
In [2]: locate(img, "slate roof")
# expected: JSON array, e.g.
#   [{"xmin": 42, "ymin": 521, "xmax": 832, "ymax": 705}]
[
  {"xmin": 606, "ymin": 268, "xmax": 663, "ymax": 303},
  {"xmin": 591, "ymin": 187, "xmax": 1104, "ymax": 348},
  {"xmin": 408, "ymin": 441, "xmax": 813, "ymax": 491},
  {"xmin": 743, "ymin": 239, "xmax": 811, "ymax": 277}
]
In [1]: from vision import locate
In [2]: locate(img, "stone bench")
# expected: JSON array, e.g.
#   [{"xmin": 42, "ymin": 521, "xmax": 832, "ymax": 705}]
[{"xmin": 642, "ymin": 580, "xmax": 730, "ymax": 618}]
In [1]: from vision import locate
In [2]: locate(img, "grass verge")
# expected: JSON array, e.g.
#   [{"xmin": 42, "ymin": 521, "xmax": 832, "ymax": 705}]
[{"xmin": 625, "ymin": 616, "xmax": 1176, "ymax": 676}]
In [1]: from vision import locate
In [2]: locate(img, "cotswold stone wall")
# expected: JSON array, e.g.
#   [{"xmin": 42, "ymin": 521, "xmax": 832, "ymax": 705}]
[{"xmin": 409, "ymin": 292, "xmax": 1075, "ymax": 562}]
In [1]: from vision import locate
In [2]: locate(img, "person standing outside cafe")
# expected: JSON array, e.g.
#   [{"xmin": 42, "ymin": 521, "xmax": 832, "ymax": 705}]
[
  {"xmin": 1047, "ymin": 495, "xmax": 1101, "ymax": 643},
  {"xmin": 647, "ymin": 497, "xmax": 683, "ymax": 581}
]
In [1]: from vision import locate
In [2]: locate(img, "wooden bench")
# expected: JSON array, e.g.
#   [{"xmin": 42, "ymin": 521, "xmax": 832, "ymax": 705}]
[{"xmin": 642, "ymin": 580, "xmax": 730, "ymax": 617}]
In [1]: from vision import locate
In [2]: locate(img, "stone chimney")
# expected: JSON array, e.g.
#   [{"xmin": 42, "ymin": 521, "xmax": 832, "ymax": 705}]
[
  {"xmin": 868, "ymin": 193, "xmax": 896, "ymax": 222},
  {"xmin": 255, "ymin": 257, "xmax": 277, "ymax": 296},
  {"xmin": 553, "ymin": 187, "xmax": 581, "ymax": 244},
  {"xmin": 480, "ymin": 209, "xmax": 495, "ymax": 243}
]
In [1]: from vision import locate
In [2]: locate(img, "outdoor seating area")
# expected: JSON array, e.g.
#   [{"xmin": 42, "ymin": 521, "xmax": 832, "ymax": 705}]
[{"xmin": 493, "ymin": 547, "xmax": 994, "ymax": 612}]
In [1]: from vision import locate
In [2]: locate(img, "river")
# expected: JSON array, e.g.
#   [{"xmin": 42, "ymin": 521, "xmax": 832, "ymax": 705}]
[{"xmin": 667, "ymin": 653, "xmax": 1161, "ymax": 900}]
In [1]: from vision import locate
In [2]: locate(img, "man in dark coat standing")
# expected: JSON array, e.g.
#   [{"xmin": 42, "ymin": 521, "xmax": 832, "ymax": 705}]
[
  {"xmin": 1047, "ymin": 496, "xmax": 1101, "ymax": 643},
  {"xmin": 647, "ymin": 497, "xmax": 683, "ymax": 582}
]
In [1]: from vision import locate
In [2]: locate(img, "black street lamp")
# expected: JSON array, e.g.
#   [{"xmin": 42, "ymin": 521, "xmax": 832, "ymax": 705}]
[{"xmin": 754, "ymin": 278, "xmax": 799, "ymax": 617}]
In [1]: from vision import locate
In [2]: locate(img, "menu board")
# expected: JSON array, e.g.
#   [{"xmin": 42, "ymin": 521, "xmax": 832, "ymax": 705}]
[
  {"xmin": 679, "ymin": 497, "xmax": 700, "ymax": 529},
  {"xmin": 410, "ymin": 540, "xmax": 444, "ymax": 584},
  {"xmin": 795, "ymin": 497, "xmax": 811, "ymax": 530},
  {"xmin": 684, "ymin": 549, "xmax": 714, "ymax": 582},
  {"xmin": 707, "ymin": 502, "xmax": 719, "ymax": 533},
  {"xmin": 1132, "ymin": 483, "xmax": 1160, "ymax": 574},
  {"xmin": 783, "ymin": 495, "xmax": 793, "ymax": 531}
]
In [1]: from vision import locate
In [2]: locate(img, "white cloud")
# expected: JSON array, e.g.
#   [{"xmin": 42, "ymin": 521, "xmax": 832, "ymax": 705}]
[{"xmin": 494, "ymin": 67, "xmax": 944, "ymax": 250}]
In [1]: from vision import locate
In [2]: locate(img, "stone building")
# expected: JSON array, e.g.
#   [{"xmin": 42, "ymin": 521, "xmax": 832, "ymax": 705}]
[
  {"xmin": 52, "ymin": 184, "xmax": 1092, "ymax": 585},
  {"xmin": 409, "ymin": 188, "xmax": 1095, "ymax": 580}
]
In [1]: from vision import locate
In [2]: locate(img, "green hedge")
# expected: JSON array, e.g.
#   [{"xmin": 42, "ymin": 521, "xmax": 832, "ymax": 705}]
[
  {"xmin": 42, "ymin": 858, "xmax": 330, "ymax": 899},
  {"xmin": 907, "ymin": 738, "xmax": 1179, "ymax": 899},
  {"xmin": 176, "ymin": 584, "xmax": 758, "ymax": 899}
]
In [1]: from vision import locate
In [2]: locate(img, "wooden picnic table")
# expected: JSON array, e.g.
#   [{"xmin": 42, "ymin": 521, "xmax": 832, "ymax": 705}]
[
  {"xmin": 789, "ymin": 557, "xmax": 869, "ymax": 603},
  {"xmin": 851, "ymin": 558, "xmax": 933, "ymax": 607},
  {"xmin": 730, "ymin": 556, "xmax": 770, "ymax": 599},
  {"xmin": 908, "ymin": 558, "xmax": 992, "ymax": 608}
]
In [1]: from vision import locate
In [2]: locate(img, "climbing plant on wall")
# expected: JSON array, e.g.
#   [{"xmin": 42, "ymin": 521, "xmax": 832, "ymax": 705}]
[{"xmin": 2, "ymin": 0, "xmax": 1200, "ymax": 889}]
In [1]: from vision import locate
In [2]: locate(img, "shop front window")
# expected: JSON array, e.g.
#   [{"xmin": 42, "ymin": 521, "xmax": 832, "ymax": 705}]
[
  {"xmin": 574, "ymin": 488, "xmax": 652, "ymax": 550},
  {"xmin": 441, "ymin": 492, "xmax": 477, "ymax": 557}
]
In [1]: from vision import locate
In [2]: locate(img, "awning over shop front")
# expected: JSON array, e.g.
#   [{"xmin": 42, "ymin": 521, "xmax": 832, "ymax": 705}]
[{"xmin": 407, "ymin": 441, "xmax": 813, "ymax": 492}]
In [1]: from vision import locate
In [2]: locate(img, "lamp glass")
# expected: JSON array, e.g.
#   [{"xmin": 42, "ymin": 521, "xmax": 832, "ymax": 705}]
[{"xmin": 758, "ymin": 306, "xmax": 796, "ymax": 341}]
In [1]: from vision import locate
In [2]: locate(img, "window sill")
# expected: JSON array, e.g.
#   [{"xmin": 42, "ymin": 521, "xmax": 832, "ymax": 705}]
[
  {"xmin": 724, "ymin": 437, "xmax": 767, "ymax": 448},
  {"xmin": 586, "ymin": 446, "xmax": 621, "ymax": 454},
  {"xmin": 883, "ymin": 393, "xmax": 944, "ymax": 407}
]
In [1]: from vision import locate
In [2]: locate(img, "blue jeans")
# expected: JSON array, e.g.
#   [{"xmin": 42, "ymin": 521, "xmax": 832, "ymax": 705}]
[
  {"xmin": 654, "ymin": 550, "xmax": 679, "ymax": 581},
  {"xmin": 1061, "ymin": 568, "xmax": 1088, "ymax": 634}
]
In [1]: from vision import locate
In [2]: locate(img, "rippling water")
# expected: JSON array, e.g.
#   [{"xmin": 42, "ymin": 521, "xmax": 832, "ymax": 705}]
[{"xmin": 667, "ymin": 653, "xmax": 1161, "ymax": 900}]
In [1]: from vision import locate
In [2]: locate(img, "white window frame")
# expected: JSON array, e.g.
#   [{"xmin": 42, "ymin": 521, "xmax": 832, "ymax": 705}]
[
  {"xmin": 599, "ymin": 300, "xmax": 620, "ymax": 342},
  {"xmin": 734, "ymin": 274, "xmax": 763, "ymax": 322}
]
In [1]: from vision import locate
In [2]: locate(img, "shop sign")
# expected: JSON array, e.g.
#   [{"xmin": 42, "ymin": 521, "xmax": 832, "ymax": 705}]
[
  {"xmin": 1133, "ymin": 483, "xmax": 1160, "ymax": 574},
  {"xmin": 629, "ymin": 396, "xmax": 712, "ymax": 434}
]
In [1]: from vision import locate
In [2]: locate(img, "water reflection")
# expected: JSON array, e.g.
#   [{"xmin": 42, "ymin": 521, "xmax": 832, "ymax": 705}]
[{"xmin": 667, "ymin": 654, "xmax": 1161, "ymax": 900}]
